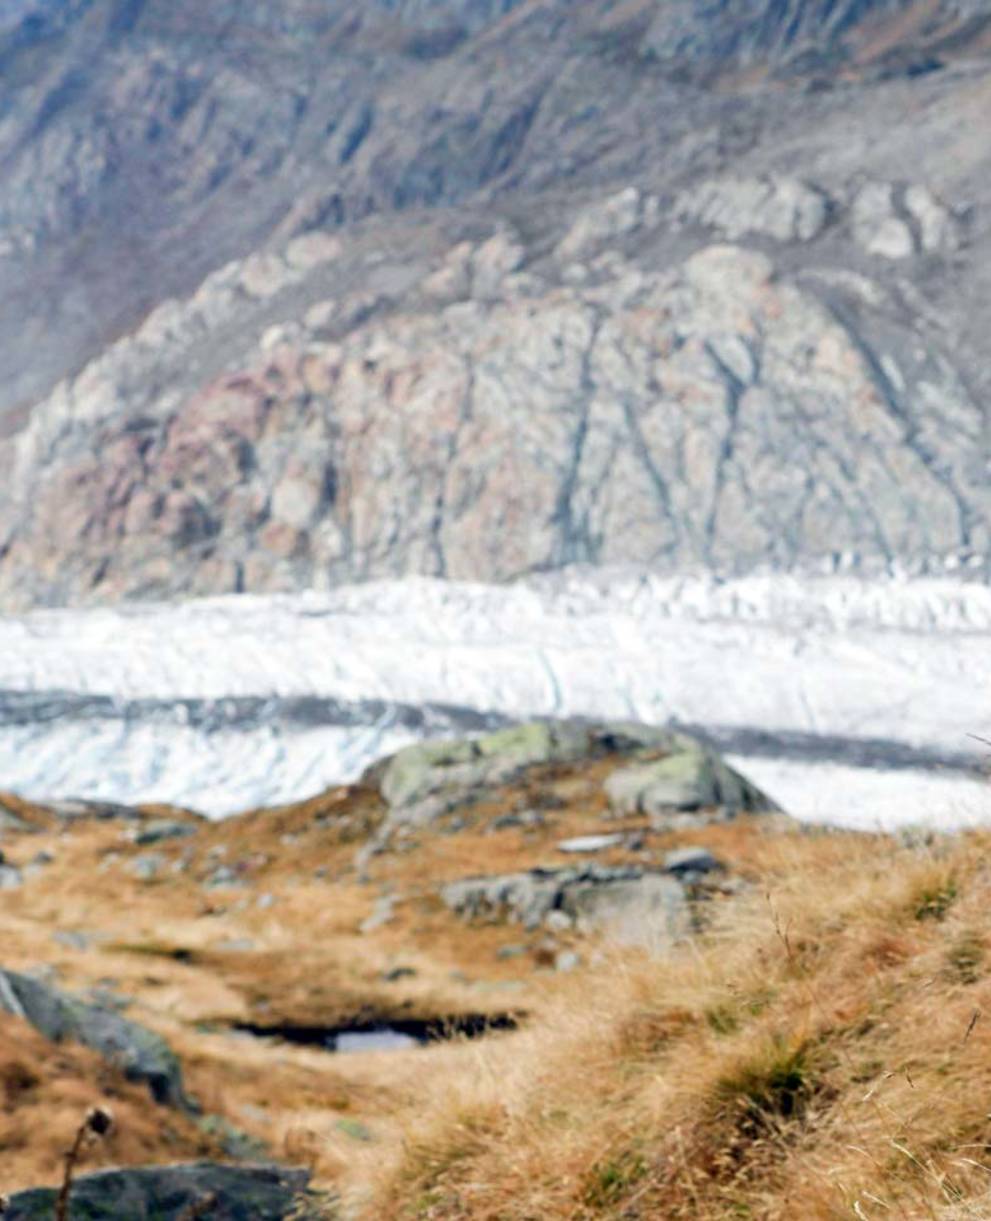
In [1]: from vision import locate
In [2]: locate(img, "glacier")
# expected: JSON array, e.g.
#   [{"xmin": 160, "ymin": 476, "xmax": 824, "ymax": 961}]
[{"xmin": 0, "ymin": 570, "xmax": 988, "ymax": 828}]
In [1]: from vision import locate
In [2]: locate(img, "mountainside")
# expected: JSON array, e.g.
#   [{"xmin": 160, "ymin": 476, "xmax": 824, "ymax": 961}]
[{"xmin": 0, "ymin": 0, "xmax": 990, "ymax": 605}]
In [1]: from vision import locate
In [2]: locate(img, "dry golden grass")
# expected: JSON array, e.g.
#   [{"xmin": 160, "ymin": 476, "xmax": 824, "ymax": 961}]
[
  {"xmin": 3, "ymin": 757, "xmax": 991, "ymax": 1220},
  {"xmin": 360, "ymin": 830, "xmax": 991, "ymax": 1220},
  {"xmin": 0, "ymin": 1018, "xmax": 224, "ymax": 1195}
]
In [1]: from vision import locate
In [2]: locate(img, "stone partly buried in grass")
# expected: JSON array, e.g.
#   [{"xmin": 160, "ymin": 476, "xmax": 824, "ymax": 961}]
[
  {"xmin": 0, "ymin": 968, "xmax": 191, "ymax": 1108},
  {"xmin": 3, "ymin": 1163, "xmax": 319, "ymax": 1221}
]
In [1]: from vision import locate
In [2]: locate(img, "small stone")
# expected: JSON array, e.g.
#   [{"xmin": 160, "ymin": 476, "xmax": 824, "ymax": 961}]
[
  {"xmin": 360, "ymin": 895, "xmax": 395, "ymax": 934},
  {"xmin": 204, "ymin": 866, "xmax": 246, "ymax": 890},
  {"xmin": 556, "ymin": 834, "xmax": 625, "ymax": 854},
  {"xmin": 382, "ymin": 966, "xmax": 417, "ymax": 981},
  {"xmin": 0, "ymin": 864, "xmax": 22, "ymax": 890},
  {"xmin": 544, "ymin": 910, "xmax": 573, "ymax": 932},
  {"xmin": 53, "ymin": 930, "xmax": 92, "ymax": 952},
  {"xmin": 495, "ymin": 944, "xmax": 527, "ymax": 960},
  {"xmin": 663, "ymin": 847, "xmax": 724, "ymax": 875},
  {"xmin": 131, "ymin": 820, "xmax": 197, "ymax": 846},
  {"xmin": 130, "ymin": 854, "xmax": 164, "ymax": 882},
  {"xmin": 554, "ymin": 950, "xmax": 581, "ymax": 973},
  {"xmin": 256, "ymin": 893, "xmax": 276, "ymax": 910}
]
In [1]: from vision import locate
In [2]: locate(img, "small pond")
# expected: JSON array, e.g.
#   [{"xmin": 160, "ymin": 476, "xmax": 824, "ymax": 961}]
[{"xmin": 234, "ymin": 1013, "xmax": 519, "ymax": 1053}]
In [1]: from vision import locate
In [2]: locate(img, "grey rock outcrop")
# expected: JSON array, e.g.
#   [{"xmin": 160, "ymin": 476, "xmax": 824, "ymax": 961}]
[
  {"xmin": 0, "ymin": 1, "xmax": 990, "ymax": 606},
  {"xmin": 1, "ymin": 218, "xmax": 986, "ymax": 606},
  {"xmin": 604, "ymin": 739, "xmax": 771, "ymax": 822},
  {"xmin": 851, "ymin": 181, "xmax": 963, "ymax": 258},
  {"xmin": 441, "ymin": 864, "xmax": 689, "ymax": 948},
  {"xmin": 358, "ymin": 720, "xmax": 774, "ymax": 867},
  {"xmin": 0, "ymin": 969, "xmax": 191, "ymax": 1108},
  {"xmin": 675, "ymin": 176, "xmax": 831, "ymax": 242},
  {"xmin": 4, "ymin": 1163, "xmax": 316, "ymax": 1221}
]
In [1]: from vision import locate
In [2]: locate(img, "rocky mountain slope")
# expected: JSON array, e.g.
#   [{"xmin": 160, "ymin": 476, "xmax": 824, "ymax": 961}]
[{"xmin": 0, "ymin": 0, "xmax": 989, "ymax": 606}]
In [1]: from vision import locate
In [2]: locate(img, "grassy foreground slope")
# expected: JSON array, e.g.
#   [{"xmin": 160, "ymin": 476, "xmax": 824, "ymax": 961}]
[
  {"xmin": 366, "ymin": 830, "xmax": 991, "ymax": 1220},
  {"xmin": 0, "ymin": 731, "xmax": 989, "ymax": 1218}
]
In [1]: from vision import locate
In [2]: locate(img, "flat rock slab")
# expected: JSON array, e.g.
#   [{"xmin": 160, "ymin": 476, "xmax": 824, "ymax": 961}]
[
  {"xmin": 5, "ymin": 1163, "xmax": 317, "ymax": 1220},
  {"xmin": 0, "ymin": 968, "xmax": 190, "ymax": 1109},
  {"xmin": 556, "ymin": 834, "xmax": 626, "ymax": 853}
]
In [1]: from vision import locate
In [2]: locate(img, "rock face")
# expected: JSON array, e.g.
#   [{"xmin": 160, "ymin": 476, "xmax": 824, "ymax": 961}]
[
  {"xmin": 0, "ymin": 969, "xmax": 190, "ymax": 1108},
  {"xmin": 0, "ymin": 1, "xmax": 989, "ymax": 606},
  {"xmin": 4, "ymin": 1163, "xmax": 315, "ymax": 1221}
]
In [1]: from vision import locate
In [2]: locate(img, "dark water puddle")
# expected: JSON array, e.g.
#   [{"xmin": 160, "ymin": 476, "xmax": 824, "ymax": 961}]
[{"xmin": 234, "ymin": 1013, "xmax": 519, "ymax": 1053}]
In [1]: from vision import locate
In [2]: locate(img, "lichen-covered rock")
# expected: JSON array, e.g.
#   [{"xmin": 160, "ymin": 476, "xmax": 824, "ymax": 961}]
[
  {"xmin": 604, "ymin": 742, "xmax": 771, "ymax": 820},
  {"xmin": 0, "ymin": 969, "xmax": 191, "ymax": 1109},
  {"xmin": 4, "ymin": 1162, "xmax": 316, "ymax": 1220},
  {"xmin": 371, "ymin": 720, "xmax": 599, "ymax": 813}
]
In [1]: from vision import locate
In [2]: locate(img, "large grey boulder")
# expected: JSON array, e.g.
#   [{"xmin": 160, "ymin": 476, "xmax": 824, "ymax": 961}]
[
  {"xmin": 370, "ymin": 720, "xmax": 680, "ymax": 813},
  {"xmin": 0, "ymin": 969, "xmax": 191, "ymax": 1109},
  {"xmin": 441, "ymin": 864, "xmax": 688, "ymax": 948},
  {"xmin": 371, "ymin": 720, "xmax": 597, "ymax": 813},
  {"xmin": 4, "ymin": 1163, "xmax": 317, "ymax": 1220},
  {"xmin": 604, "ymin": 740, "xmax": 771, "ymax": 822}
]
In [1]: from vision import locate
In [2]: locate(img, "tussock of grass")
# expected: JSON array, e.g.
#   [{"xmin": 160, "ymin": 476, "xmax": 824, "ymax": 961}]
[{"xmin": 361, "ymin": 830, "xmax": 991, "ymax": 1220}]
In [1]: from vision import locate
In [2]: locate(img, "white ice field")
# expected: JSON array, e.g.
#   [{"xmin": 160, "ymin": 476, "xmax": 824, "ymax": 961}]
[{"xmin": 0, "ymin": 570, "xmax": 988, "ymax": 829}]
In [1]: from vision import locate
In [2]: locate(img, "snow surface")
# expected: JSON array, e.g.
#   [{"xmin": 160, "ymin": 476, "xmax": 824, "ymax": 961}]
[{"xmin": 0, "ymin": 571, "xmax": 988, "ymax": 827}]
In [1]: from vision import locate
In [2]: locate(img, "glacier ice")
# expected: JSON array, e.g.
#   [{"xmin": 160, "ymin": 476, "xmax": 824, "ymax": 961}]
[{"xmin": 0, "ymin": 571, "xmax": 988, "ymax": 828}]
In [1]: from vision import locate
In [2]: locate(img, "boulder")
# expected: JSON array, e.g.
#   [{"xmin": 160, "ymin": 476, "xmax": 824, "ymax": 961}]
[
  {"xmin": 663, "ymin": 846, "xmax": 725, "ymax": 875},
  {"xmin": 0, "ymin": 969, "xmax": 191, "ymax": 1109},
  {"xmin": 130, "ymin": 819, "xmax": 197, "ymax": 846},
  {"xmin": 556, "ymin": 187, "xmax": 653, "ymax": 258},
  {"xmin": 370, "ymin": 720, "xmax": 680, "ymax": 817},
  {"xmin": 4, "ymin": 1163, "xmax": 315, "ymax": 1220},
  {"xmin": 904, "ymin": 184, "xmax": 961, "ymax": 254},
  {"xmin": 564, "ymin": 873, "xmax": 688, "ymax": 949},
  {"xmin": 604, "ymin": 742, "xmax": 770, "ymax": 822},
  {"xmin": 441, "ymin": 864, "xmax": 688, "ymax": 948},
  {"xmin": 676, "ymin": 175, "xmax": 831, "ymax": 243},
  {"xmin": 851, "ymin": 182, "xmax": 915, "ymax": 259}
]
